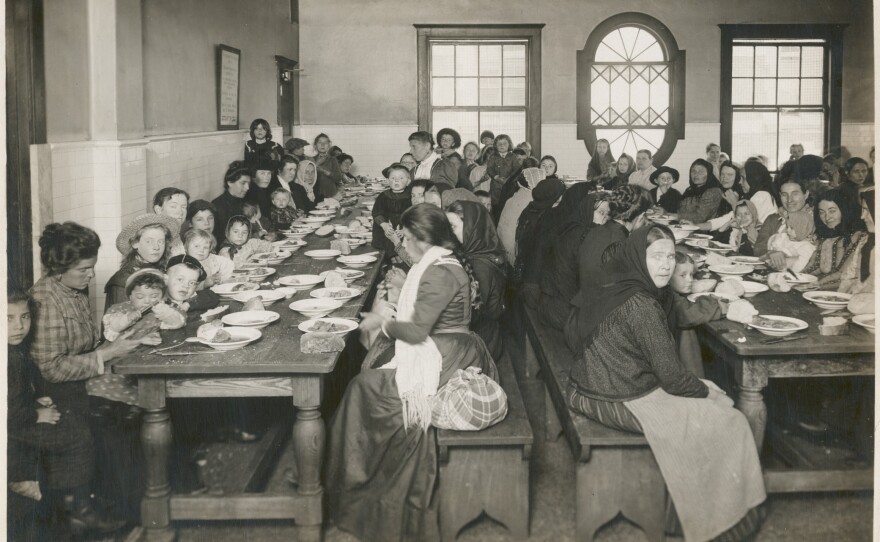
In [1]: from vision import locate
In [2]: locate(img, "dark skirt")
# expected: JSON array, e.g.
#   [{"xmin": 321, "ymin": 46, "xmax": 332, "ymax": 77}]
[{"xmin": 326, "ymin": 332, "xmax": 496, "ymax": 542}]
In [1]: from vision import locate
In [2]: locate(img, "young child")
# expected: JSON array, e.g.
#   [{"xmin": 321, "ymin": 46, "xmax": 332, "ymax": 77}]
[
  {"xmin": 409, "ymin": 179, "xmax": 434, "ymax": 206},
  {"xmin": 244, "ymin": 118, "xmax": 283, "ymax": 162},
  {"xmin": 268, "ymin": 188, "xmax": 301, "ymax": 231},
  {"xmin": 482, "ymin": 134, "xmax": 519, "ymax": 209},
  {"xmin": 669, "ymin": 252, "xmax": 725, "ymax": 378},
  {"xmin": 728, "ymin": 200, "xmax": 761, "ymax": 255},
  {"xmin": 766, "ymin": 221, "xmax": 816, "ymax": 272},
  {"xmin": 163, "ymin": 254, "xmax": 220, "ymax": 320},
  {"xmin": 373, "ymin": 163, "xmax": 413, "ymax": 252},
  {"xmin": 219, "ymin": 215, "xmax": 274, "ymax": 269},
  {"xmin": 474, "ymin": 190, "xmax": 492, "ymax": 213},
  {"xmin": 184, "ymin": 229, "xmax": 234, "ymax": 289},
  {"xmin": 337, "ymin": 153, "xmax": 359, "ymax": 184}
]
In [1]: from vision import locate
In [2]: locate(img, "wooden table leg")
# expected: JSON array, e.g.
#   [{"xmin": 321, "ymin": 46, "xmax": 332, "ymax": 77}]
[
  {"xmin": 736, "ymin": 385, "xmax": 768, "ymax": 453},
  {"xmin": 292, "ymin": 376, "xmax": 325, "ymax": 541},
  {"xmin": 139, "ymin": 378, "xmax": 175, "ymax": 542}
]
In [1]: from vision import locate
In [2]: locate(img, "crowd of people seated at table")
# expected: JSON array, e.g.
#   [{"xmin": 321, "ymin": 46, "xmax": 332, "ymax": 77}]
[{"xmin": 8, "ymin": 116, "xmax": 875, "ymax": 542}]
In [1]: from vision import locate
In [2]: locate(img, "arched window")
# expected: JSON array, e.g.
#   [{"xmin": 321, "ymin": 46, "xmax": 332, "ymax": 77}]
[{"xmin": 577, "ymin": 13, "xmax": 685, "ymax": 164}]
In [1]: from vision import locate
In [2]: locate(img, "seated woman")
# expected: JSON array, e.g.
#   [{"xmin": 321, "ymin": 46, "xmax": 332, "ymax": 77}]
[
  {"xmin": 754, "ymin": 176, "xmax": 816, "ymax": 271},
  {"xmin": 566, "ymin": 225, "xmax": 766, "ymax": 542},
  {"xmin": 798, "ymin": 189, "xmax": 868, "ymax": 290},
  {"xmin": 211, "ymin": 162, "xmax": 251, "ymax": 246},
  {"xmin": 839, "ymin": 190, "xmax": 875, "ymax": 294},
  {"xmin": 435, "ymin": 127, "xmax": 463, "ymax": 168},
  {"xmin": 245, "ymin": 155, "xmax": 284, "ymax": 220},
  {"xmin": 586, "ymin": 138, "xmax": 615, "ymax": 185},
  {"xmin": 337, "ymin": 153, "xmax": 358, "ymax": 184},
  {"xmin": 290, "ymin": 159, "xmax": 324, "ymax": 213},
  {"xmin": 603, "ymin": 152, "xmax": 635, "ymax": 190},
  {"xmin": 539, "ymin": 155, "xmax": 559, "ymax": 179},
  {"xmin": 512, "ymin": 177, "xmax": 566, "ymax": 285},
  {"xmin": 677, "ymin": 158, "xmax": 724, "ymax": 225},
  {"xmin": 327, "ymin": 203, "xmax": 497, "ymax": 542},
  {"xmin": 741, "ymin": 159, "xmax": 780, "ymax": 223},
  {"xmin": 274, "ymin": 154, "xmax": 299, "ymax": 192},
  {"xmin": 839, "ymin": 157, "xmax": 872, "ymax": 211},
  {"xmin": 181, "ymin": 199, "xmax": 216, "ymax": 243},
  {"xmin": 648, "ymin": 166, "xmax": 682, "ymax": 213},
  {"xmin": 446, "ymin": 200, "xmax": 508, "ymax": 361}
]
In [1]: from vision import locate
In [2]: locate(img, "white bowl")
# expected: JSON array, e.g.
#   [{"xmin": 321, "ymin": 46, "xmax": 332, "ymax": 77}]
[
  {"xmin": 196, "ymin": 327, "xmax": 262, "ymax": 351},
  {"xmin": 250, "ymin": 250, "xmax": 291, "ymax": 264},
  {"xmin": 302, "ymin": 216, "xmax": 331, "ymax": 223},
  {"xmin": 305, "ymin": 249, "xmax": 342, "ymax": 260},
  {"xmin": 310, "ymin": 287, "xmax": 362, "ymax": 301},
  {"xmin": 282, "ymin": 231, "xmax": 310, "ymax": 239},
  {"xmin": 336, "ymin": 255, "xmax": 378, "ymax": 268},
  {"xmin": 298, "ymin": 317, "xmax": 358, "ymax": 335},
  {"xmin": 221, "ymin": 310, "xmax": 279, "ymax": 329},
  {"xmin": 803, "ymin": 291, "xmax": 853, "ymax": 310},
  {"xmin": 236, "ymin": 266, "xmax": 276, "ymax": 280},
  {"xmin": 738, "ymin": 281, "xmax": 769, "ymax": 297},
  {"xmin": 310, "ymin": 209, "xmax": 337, "ymax": 217},
  {"xmin": 687, "ymin": 292, "xmax": 740, "ymax": 303},
  {"xmin": 852, "ymin": 314, "xmax": 875, "ymax": 334},
  {"xmin": 276, "ymin": 274, "xmax": 324, "ymax": 290},
  {"xmin": 232, "ymin": 289, "xmax": 286, "ymax": 305},
  {"xmin": 690, "ymin": 233, "xmax": 713, "ymax": 240},
  {"xmin": 670, "ymin": 227, "xmax": 695, "ymax": 242},
  {"xmin": 211, "ymin": 282, "xmax": 259, "ymax": 298},
  {"xmin": 319, "ymin": 269, "xmax": 366, "ymax": 284},
  {"xmin": 709, "ymin": 264, "xmax": 753, "ymax": 276},
  {"xmin": 289, "ymin": 298, "xmax": 344, "ymax": 318},
  {"xmin": 748, "ymin": 315, "xmax": 809, "ymax": 337},
  {"xmin": 272, "ymin": 239, "xmax": 307, "ymax": 251}
]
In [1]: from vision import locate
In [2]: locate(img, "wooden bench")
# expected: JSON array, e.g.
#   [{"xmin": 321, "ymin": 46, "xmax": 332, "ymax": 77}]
[
  {"xmin": 436, "ymin": 355, "xmax": 534, "ymax": 541},
  {"xmin": 522, "ymin": 306, "xmax": 667, "ymax": 542}
]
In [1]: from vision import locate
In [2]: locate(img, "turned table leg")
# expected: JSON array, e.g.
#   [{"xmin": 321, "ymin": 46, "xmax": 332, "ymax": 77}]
[
  {"xmin": 736, "ymin": 385, "xmax": 768, "ymax": 452},
  {"xmin": 139, "ymin": 378, "xmax": 174, "ymax": 542},
  {"xmin": 292, "ymin": 376, "xmax": 325, "ymax": 541}
]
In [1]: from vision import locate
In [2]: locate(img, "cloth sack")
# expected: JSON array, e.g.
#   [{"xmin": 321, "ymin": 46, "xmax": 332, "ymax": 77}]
[{"xmin": 431, "ymin": 366, "xmax": 508, "ymax": 431}]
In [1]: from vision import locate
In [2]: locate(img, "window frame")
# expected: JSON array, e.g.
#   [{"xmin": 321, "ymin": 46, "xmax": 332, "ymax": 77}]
[
  {"xmin": 577, "ymin": 12, "xmax": 686, "ymax": 165},
  {"xmin": 719, "ymin": 24, "xmax": 846, "ymax": 163},
  {"xmin": 416, "ymin": 24, "xmax": 544, "ymax": 156}
]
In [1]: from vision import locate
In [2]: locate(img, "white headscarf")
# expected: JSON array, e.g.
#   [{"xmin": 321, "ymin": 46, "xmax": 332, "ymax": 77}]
[{"xmin": 295, "ymin": 160, "xmax": 318, "ymax": 202}]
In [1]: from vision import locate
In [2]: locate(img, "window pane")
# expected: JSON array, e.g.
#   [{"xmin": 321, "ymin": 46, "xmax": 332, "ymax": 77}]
[
  {"xmin": 779, "ymin": 111, "xmax": 824, "ymax": 162},
  {"xmin": 432, "ymin": 78, "xmax": 454, "ymax": 106},
  {"xmin": 800, "ymin": 79, "xmax": 823, "ymax": 105},
  {"xmin": 503, "ymin": 45, "xmax": 526, "ymax": 76},
  {"xmin": 754, "ymin": 79, "xmax": 777, "ymax": 105},
  {"xmin": 732, "ymin": 46, "xmax": 754, "ymax": 77},
  {"xmin": 778, "ymin": 46, "xmax": 800, "ymax": 77},
  {"xmin": 433, "ymin": 110, "xmax": 479, "ymax": 145},
  {"xmin": 503, "ymin": 77, "xmax": 526, "ymax": 106},
  {"xmin": 596, "ymin": 128, "xmax": 663, "ymax": 159},
  {"xmin": 732, "ymin": 79, "xmax": 753, "ymax": 105},
  {"xmin": 777, "ymin": 79, "xmax": 799, "ymax": 104},
  {"xmin": 732, "ymin": 111, "xmax": 778, "ymax": 166},
  {"xmin": 456, "ymin": 77, "xmax": 478, "ymax": 106},
  {"xmin": 649, "ymin": 73, "xmax": 669, "ymax": 122},
  {"xmin": 456, "ymin": 45, "xmax": 478, "ymax": 77},
  {"xmin": 431, "ymin": 45, "xmax": 455, "ymax": 77},
  {"xmin": 630, "ymin": 71, "xmax": 650, "ymax": 123},
  {"xmin": 480, "ymin": 77, "xmax": 502, "ymax": 106},
  {"xmin": 480, "ymin": 110, "xmax": 526, "ymax": 145},
  {"xmin": 801, "ymin": 46, "xmax": 823, "ymax": 77},
  {"xmin": 480, "ymin": 45, "xmax": 502, "ymax": 76},
  {"xmin": 610, "ymin": 74, "xmax": 629, "ymax": 122},
  {"xmin": 755, "ymin": 46, "xmax": 777, "ymax": 77},
  {"xmin": 631, "ymin": 29, "xmax": 664, "ymax": 62}
]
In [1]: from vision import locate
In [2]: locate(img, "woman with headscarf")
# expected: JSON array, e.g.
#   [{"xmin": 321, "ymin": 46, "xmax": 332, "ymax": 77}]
[
  {"xmin": 495, "ymin": 167, "xmax": 546, "ymax": 265},
  {"xmin": 457, "ymin": 141, "xmax": 481, "ymax": 190},
  {"xmin": 536, "ymin": 187, "xmax": 610, "ymax": 330},
  {"xmin": 799, "ymin": 189, "xmax": 868, "ymax": 290},
  {"xmin": 211, "ymin": 162, "xmax": 252, "ymax": 246},
  {"xmin": 566, "ymin": 225, "xmax": 766, "ymax": 542},
  {"xmin": 677, "ymin": 158, "xmax": 724, "ymax": 224},
  {"xmin": 839, "ymin": 190, "xmax": 875, "ymax": 295},
  {"xmin": 445, "ymin": 200, "xmax": 508, "ymax": 360},
  {"xmin": 290, "ymin": 158, "xmax": 324, "ymax": 213},
  {"xmin": 512, "ymin": 178, "xmax": 566, "ymax": 286},
  {"xmin": 440, "ymin": 187, "xmax": 481, "ymax": 209},
  {"xmin": 742, "ymin": 159, "xmax": 781, "ymax": 222},
  {"xmin": 586, "ymin": 138, "xmax": 615, "ymax": 184},
  {"xmin": 604, "ymin": 152, "xmax": 636, "ymax": 190},
  {"xmin": 244, "ymin": 155, "xmax": 284, "ymax": 220}
]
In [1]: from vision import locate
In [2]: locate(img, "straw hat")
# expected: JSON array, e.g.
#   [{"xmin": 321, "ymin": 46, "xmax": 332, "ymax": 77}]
[{"xmin": 116, "ymin": 213, "xmax": 180, "ymax": 255}]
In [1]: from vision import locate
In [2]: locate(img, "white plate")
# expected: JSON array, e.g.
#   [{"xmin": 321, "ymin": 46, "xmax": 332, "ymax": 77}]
[
  {"xmin": 276, "ymin": 274, "xmax": 324, "ymax": 289},
  {"xmin": 727, "ymin": 255, "xmax": 762, "ymax": 265},
  {"xmin": 709, "ymin": 264, "xmax": 753, "ymax": 275},
  {"xmin": 738, "ymin": 281, "xmax": 769, "ymax": 297},
  {"xmin": 237, "ymin": 267, "xmax": 275, "ymax": 279},
  {"xmin": 310, "ymin": 209, "xmax": 337, "ymax": 217},
  {"xmin": 232, "ymin": 289, "xmax": 286, "ymax": 305},
  {"xmin": 249, "ymin": 251, "xmax": 291, "ymax": 264},
  {"xmin": 748, "ymin": 315, "xmax": 809, "ymax": 337},
  {"xmin": 675, "ymin": 224, "xmax": 700, "ymax": 232},
  {"xmin": 289, "ymin": 298, "xmax": 344, "ymax": 318},
  {"xmin": 319, "ymin": 269, "xmax": 366, "ymax": 283},
  {"xmin": 195, "ymin": 327, "xmax": 262, "ymax": 350},
  {"xmin": 691, "ymin": 254, "xmax": 707, "ymax": 265},
  {"xmin": 803, "ymin": 290, "xmax": 853, "ymax": 310},
  {"xmin": 690, "ymin": 233, "xmax": 713, "ymax": 240},
  {"xmin": 852, "ymin": 314, "xmax": 875, "ymax": 334},
  {"xmin": 783, "ymin": 272, "xmax": 818, "ymax": 285},
  {"xmin": 211, "ymin": 282, "xmax": 259, "ymax": 298},
  {"xmin": 221, "ymin": 310, "xmax": 279, "ymax": 329},
  {"xmin": 687, "ymin": 292, "xmax": 740, "ymax": 303},
  {"xmin": 347, "ymin": 231, "xmax": 372, "ymax": 239},
  {"xmin": 282, "ymin": 231, "xmax": 310, "ymax": 239},
  {"xmin": 305, "ymin": 249, "xmax": 342, "ymax": 260},
  {"xmin": 272, "ymin": 239, "xmax": 307, "ymax": 251},
  {"xmin": 298, "ymin": 317, "xmax": 358, "ymax": 335},
  {"xmin": 310, "ymin": 287, "xmax": 362, "ymax": 301},
  {"xmin": 302, "ymin": 216, "xmax": 331, "ymax": 223},
  {"xmin": 336, "ymin": 255, "xmax": 378, "ymax": 268}
]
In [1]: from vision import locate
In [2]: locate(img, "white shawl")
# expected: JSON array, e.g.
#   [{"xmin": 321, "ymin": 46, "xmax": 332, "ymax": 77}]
[
  {"xmin": 383, "ymin": 245, "xmax": 450, "ymax": 432},
  {"xmin": 414, "ymin": 152, "xmax": 442, "ymax": 181}
]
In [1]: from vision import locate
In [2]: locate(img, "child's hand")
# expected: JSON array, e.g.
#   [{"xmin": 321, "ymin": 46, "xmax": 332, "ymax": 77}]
[
  {"xmin": 9, "ymin": 481, "xmax": 41, "ymax": 501},
  {"xmin": 36, "ymin": 396, "xmax": 54, "ymax": 408},
  {"xmin": 139, "ymin": 332, "xmax": 162, "ymax": 346},
  {"xmin": 151, "ymin": 303, "xmax": 177, "ymax": 321},
  {"xmin": 386, "ymin": 267, "xmax": 407, "ymax": 289},
  {"xmin": 36, "ymin": 406, "xmax": 60, "ymax": 425}
]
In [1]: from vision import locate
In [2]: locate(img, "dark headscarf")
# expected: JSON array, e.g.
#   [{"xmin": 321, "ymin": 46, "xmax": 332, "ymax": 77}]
[
  {"xmin": 577, "ymin": 225, "xmax": 678, "ymax": 350},
  {"xmin": 456, "ymin": 201, "xmax": 507, "ymax": 270},
  {"xmin": 814, "ymin": 189, "xmax": 866, "ymax": 245},
  {"xmin": 743, "ymin": 159, "xmax": 780, "ymax": 206},
  {"xmin": 547, "ymin": 182, "xmax": 596, "ymax": 232},
  {"xmin": 860, "ymin": 190, "xmax": 875, "ymax": 281},
  {"xmin": 682, "ymin": 158, "xmax": 722, "ymax": 200},
  {"xmin": 793, "ymin": 154, "xmax": 824, "ymax": 182},
  {"xmin": 529, "ymin": 178, "xmax": 566, "ymax": 211}
]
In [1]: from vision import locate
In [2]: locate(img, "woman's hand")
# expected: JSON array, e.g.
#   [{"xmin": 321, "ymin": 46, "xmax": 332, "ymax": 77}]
[
  {"xmin": 764, "ymin": 251, "xmax": 788, "ymax": 271},
  {"xmin": 358, "ymin": 312, "xmax": 386, "ymax": 333},
  {"xmin": 386, "ymin": 268, "xmax": 407, "ymax": 289},
  {"xmin": 36, "ymin": 406, "xmax": 60, "ymax": 424},
  {"xmin": 98, "ymin": 329, "xmax": 142, "ymax": 361},
  {"xmin": 139, "ymin": 332, "xmax": 162, "ymax": 346},
  {"xmin": 722, "ymin": 189, "xmax": 740, "ymax": 208},
  {"xmin": 9, "ymin": 481, "xmax": 41, "ymax": 501}
]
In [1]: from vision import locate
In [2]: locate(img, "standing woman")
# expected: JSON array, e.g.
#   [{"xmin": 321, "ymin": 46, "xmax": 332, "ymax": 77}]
[
  {"xmin": 291, "ymin": 158, "xmax": 324, "ymax": 213},
  {"xmin": 105, "ymin": 214, "xmax": 178, "ymax": 308},
  {"xmin": 677, "ymin": 158, "xmax": 724, "ymax": 224},
  {"xmin": 327, "ymin": 204, "xmax": 497, "ymax": 542},
  {"xmin": 586, "ymin": 138, "xmax": 615, "ymax": 184},
  {"xmin": 313, "ymin": 133, "xmax": 342, "ymax": 198},
  {"xmin": 212, "ymin": 161, "xmax": 252, "ymax": 246},
  {"xmin": 566, "ymin": 225, "xmax": 766, "ymax": 542},
  {"xmin": 446, "ymin": 200, "xmax": 508, "ymax": 361},
  {"xmin": 30, "ymin": 222, "xmax": 140, "ymax": 533}
]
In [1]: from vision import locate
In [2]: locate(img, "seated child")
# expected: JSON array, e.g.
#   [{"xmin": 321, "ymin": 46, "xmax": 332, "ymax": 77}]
[
  {"xmin": 474, "ymin": 190, "xmax": 492, "ymax": 214},
  {"xmin": 409, "ymin": 179, "xmax": 434, "ymax": 206},
  {"xmin": 269, "ymin": 188, "xmax": 301, "ymax": 231},
  {"xmin": 727, "ymin": 200, "xmax": 761, "ymax": 255},
  {"xmin": 669, "ymin": 252, "xmax": 724, "ymax": 378},
  {"xmin": 163, "ymin": 254, "xmax": 220, "ymax": 319},
  {"xmin": 242, "ymin": 201, "xmax": 273, "ymax": 241},
  {"xmin": 337, "ymin": 153, "xmax": 359, "ymax": 184},
  {"xmin": 766, "ymin": 221, "xmax": 816, "ymax": 272},
  {"xmin": 373, "ymin": 163, "xmax": 413, "ymax": 252},
  {"xmin": 218, "ymin": 215, "xmax": 274, "ymax": 269},
  {"xmin": 184, "ymin": 229, "xmax": 234, "ymax": 289}
]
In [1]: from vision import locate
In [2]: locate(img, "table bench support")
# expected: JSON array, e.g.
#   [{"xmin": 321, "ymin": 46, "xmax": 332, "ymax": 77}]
[{"xmin": 735, "ymin": 386, "xmax": 767, "ymax": 452}]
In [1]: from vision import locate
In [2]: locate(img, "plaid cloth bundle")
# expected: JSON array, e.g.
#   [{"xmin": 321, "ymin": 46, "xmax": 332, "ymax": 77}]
[{"xmin": 431, "ymin": 367, "xmax": 508, "ymax": 431}]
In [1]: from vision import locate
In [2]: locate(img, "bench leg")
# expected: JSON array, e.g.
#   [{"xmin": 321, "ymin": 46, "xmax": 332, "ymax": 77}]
[
  {"xmin": 523, "ymin": 333, "xmax": 540, "ymax": 379},
  {"xmin": 439, "ymin": 448, "xmax": 529, "ymax": 541},
  {"xmin": 544, "ymin": 386, "xmax": 563, "ymax": 442}
]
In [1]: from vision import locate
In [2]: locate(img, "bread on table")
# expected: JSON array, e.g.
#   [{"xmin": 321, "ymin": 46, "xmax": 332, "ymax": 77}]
[{"xmin": 301, "ymin": 332, "xmax": 346, "ymax": 353}]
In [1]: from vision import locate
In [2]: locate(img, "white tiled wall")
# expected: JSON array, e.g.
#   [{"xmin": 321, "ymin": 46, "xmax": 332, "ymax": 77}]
[
  {"xmin": 841, "ymin": 123, "xmax": 874, "ymax": 161},
  {"xmin": 294, "ymin": 124, "xmax": 418, "ymax": 179}
]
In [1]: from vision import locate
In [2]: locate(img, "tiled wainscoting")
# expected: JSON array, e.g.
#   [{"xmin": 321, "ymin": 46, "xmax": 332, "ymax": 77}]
[{"xmin": 841, "ymin": 123, "xmax": 874, "ymax": 161}]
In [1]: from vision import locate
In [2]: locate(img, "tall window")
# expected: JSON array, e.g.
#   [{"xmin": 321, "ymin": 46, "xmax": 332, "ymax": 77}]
[
  {"xmin": 416, "ymin": 25, "xmax": 543, "ymax": 154},
  {"xmin": 578, "ymin": 13, "xmax": 685, "ymax": 164},
  {"xmin": 720, "ymin": 25, "xmax": 844, "ymax": 168}
]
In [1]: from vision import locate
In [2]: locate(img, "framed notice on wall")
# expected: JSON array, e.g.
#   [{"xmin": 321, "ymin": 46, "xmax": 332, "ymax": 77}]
[{"xmin": 216, "ymin": 44, "xmax": 241, "ymax": 130}]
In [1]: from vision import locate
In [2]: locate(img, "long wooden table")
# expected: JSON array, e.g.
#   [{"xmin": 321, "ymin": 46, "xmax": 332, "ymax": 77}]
[
  {"xmin": 117, "ymin": 207, "xmax": 382, "ymax": 542},
  {"xmin": 696, "ymin": 286, "xmax": 874, "ymax": 493}
]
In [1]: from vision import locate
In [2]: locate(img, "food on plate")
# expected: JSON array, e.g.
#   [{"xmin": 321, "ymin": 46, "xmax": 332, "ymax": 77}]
[
  {"xmin": 348, "ymin": 219, "xmax": 362, "ymax": 230},
  {"xmin": 812, "ymin": 294, "xmax": 849, "ymax": 303},
  {"xmin": 301, "ymin": 332, "xmax": 346, "ymax": 353},
  {"xmin": 241, "ymin": 296, "xmax": 265, "ymax": 312},
  {"xmin": 232, "ymin": 282, "xmax": 259, "ymax": 292},
  {"xmin": 248, "ymin": 267, "xmax": 271, "ymax": 276},
  {"xmin": 309, "ymin": 320, "xmax": 348, "ymax": 333},
  {"xmin": 315, "ymin": 225, "xmax": 335, "ymax": 236},
  {"xmin": 715, "ymin": 280, "xmax": 744, "ymax": 298},
  {"xmin": 691, "ymin": 278, "xmax": 717, "ymax": 293},
  {"xmin": 197, "ymin": 321, "xmax": 233, "ymax": 343},
  {"xmin": 323, "ymin": 271, "xmax": 348, "ymax": 289},
  {"xmin": 848, "ymin": 293, "xmax": 874, "ymax": 315},
  {"xmin": 767, "ymin": 273, "xmax": 792, "ymax": 293},
  {"xmin": 750, "ymin": 316, "xmax": 800, "ymax": 330},
  {"xmin": 200, "ymin": 305, "xmax": 229, "ymax": 322},
  {"xmin": 324, "ymin": 290, "xmax": 351, "ymax": 299},
  {"xmin": 330, "ymin": 239, "xmax": 351, "ymax": 255},
  {"xmin": 726, "ymin": 299, "xmax": 758, "ymax": 324}
]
